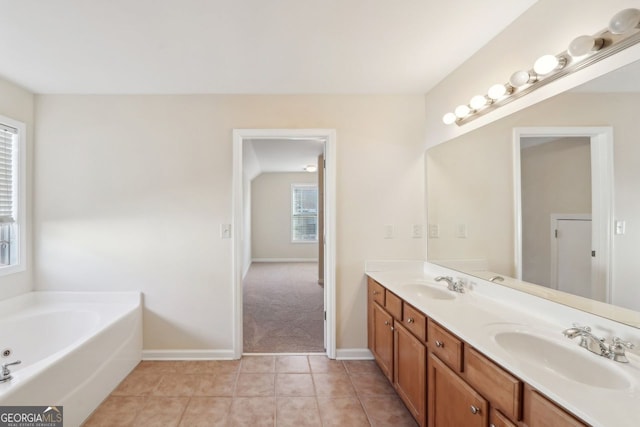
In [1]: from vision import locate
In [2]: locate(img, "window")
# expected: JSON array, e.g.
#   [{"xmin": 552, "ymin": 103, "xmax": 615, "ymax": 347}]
[
  {"xmin": 0, "ymin": 116, "xmax": 25, "ymax": 274},
  {"xmin": 291, "ymin": 184, "xmax": 318, "ymax": 242}
]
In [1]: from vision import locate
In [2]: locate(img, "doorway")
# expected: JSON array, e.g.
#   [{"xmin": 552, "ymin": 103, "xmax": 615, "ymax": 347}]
[
  {"xmin": 232, "ymin": 129, "xmax": 337, "ymax": 359},
  {"xmin": 513, "ymin": 127, "xmax": 613, "ymax": 303}
]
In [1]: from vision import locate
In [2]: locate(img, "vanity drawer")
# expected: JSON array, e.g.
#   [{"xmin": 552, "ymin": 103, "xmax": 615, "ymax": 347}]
[
  {"xmin": 464, "ymin": 346, "xmax": 522, "ymax": 422},
  {"xmin": 368, "ymin": 278, "xmax": 385, "ymax": 306},
  {"xmin": 427, "ymin": 320, "xmax": 463, "ymax": 372},
  {"xmin": 523, "ymin": 385, "xmax": 587, "ymax": 427},
  {"xmin": 490, "ymin": 408, "xmax": 517, "ymax": 427},
  {"xmin": 401, "ymin": 302, "xmax": 426, "ymax": 341},
  {"xmin": 385, "ymin": 290, "xmax": 403, "ymax": 320}
]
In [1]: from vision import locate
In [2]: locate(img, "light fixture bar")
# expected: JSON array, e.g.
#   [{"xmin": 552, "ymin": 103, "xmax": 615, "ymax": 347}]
[{"xmin": 445, "ymin": 10, "xmax": 640, "ymax": 126}]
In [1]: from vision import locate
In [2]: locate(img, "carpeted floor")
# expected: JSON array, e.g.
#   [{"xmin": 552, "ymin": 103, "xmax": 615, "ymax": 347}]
[{"xmin": 243, "ymin": 262, "xmax": 325, "ymax": 353}]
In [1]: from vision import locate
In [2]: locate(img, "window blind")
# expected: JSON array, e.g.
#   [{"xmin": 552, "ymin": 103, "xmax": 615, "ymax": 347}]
[
  {"xmin": 292, "ymin": 185, "xmax": 318, "ymax": 241},
  {"xmin": 0, "ymin": 124, "xmax": 17, "ymax": 224}
]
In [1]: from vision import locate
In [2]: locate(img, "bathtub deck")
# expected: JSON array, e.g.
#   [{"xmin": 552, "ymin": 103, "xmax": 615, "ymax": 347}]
[{"xmin": 83, "ymin": 355, "xmax": 417, "ymax": 426}]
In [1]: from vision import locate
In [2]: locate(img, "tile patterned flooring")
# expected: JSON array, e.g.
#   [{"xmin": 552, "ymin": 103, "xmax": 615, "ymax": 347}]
[{"xmin": 83, "ymin": 355, "xmax": 418, "ymax": 426}]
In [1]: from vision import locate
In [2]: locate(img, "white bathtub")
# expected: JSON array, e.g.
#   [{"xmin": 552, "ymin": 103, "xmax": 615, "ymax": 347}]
[{"xmin": 0, "ymin": 291, "xmax": 142, "ymax": 426}]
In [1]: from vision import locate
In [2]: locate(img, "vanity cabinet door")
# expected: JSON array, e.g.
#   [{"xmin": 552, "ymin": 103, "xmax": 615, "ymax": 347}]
[
  {"xmin": 428, "ymin": 354, "xmax": 488, "ymax": 427},
  {"xmin": 367, "ymin": 278, "xmax": 384, "ymax": 349},
  {"xmin": 523, "ymin": 385, "xmax": 587, "ymax": 427},
  {"xmin": 372, "ymin": 302, "xmax": 394, "ymax": 381},
  {"xmin": 394, "ymin": 321, "xmax": 427, "ymax": 427}
]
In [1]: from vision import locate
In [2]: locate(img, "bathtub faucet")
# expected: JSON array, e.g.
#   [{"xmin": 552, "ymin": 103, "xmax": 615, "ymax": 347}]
[{"xmin": 0, "ymin": 360, "xmax": 21, "ymax": 382}]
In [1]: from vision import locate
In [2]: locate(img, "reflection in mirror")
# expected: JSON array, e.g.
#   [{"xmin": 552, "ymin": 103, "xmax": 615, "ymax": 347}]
[{"xmin": 426, "ymin": 59, "xmax": 640, "ymax": 326}]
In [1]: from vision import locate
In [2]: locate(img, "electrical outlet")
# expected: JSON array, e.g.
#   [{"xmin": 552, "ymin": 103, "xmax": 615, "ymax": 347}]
[
  {"xmin": 411, "ymin": 224, "xmax": 424, "ymax": 239},
  {"xmin": 456, "ymin": 223, "xmax": 468, "ymax": 238},
  {"xmin": 428, "ymin": 224, "xmax": 439, "ymax": 238},
  {"xmin": 220, "ymin": 224, "xmax": 232, "ymax": 239},
  {"xmin": 384, "ymin": 225, "xmax": 395, "ymax": 239}
]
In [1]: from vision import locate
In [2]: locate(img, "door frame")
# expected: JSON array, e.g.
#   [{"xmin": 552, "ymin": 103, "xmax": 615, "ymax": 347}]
[
  {"xmin": 513, "ymin": 126, "xmax": 613, "ymax": 303},
  {"xmin": 232, "ymin": 128, "xmax": 337, "ymax": 359}
]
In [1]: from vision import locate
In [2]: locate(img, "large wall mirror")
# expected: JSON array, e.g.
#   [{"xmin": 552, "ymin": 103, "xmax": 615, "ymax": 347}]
[{"xmin": 426, "ymin": 58, "xmax": 640, "ymax": 327}]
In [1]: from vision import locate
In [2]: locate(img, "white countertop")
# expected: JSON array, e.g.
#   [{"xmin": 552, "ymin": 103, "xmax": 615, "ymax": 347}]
[{"xmin": 366, "ymin": 262, "xmax": 640, "ymax": 427}]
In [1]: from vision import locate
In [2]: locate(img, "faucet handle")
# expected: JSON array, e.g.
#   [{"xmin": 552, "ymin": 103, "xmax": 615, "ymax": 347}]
[
  {"xmin": 610, "ymin": 337, "xmax": 634, "ymax": 363},
  {"xmin": 1, "ymin": 360, "xmax": 21, "ymax": 376},
  {"xmin": 611, "ymin": 337, "xmax": 634, "ymax": 350},
  {"xmin": 572, "ymin": 323, "xmax": 591, "ymax": 332}
]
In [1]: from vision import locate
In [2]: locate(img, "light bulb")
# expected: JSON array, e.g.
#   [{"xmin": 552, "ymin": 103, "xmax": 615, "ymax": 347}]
[
  {"xmin": 305, "ymin": 165, "xmax": 317, "ymax": 172},
  {"xmin": 469, "ymin": 95, "xmax": 488, "ymax": 110},
  {"xmin": 533, "ymin": 55, "xmax": 566, "ymax": 75},
  {"xmin": 487, "ymin": 84, "xmax": 510, "ymax": 100},
  {"xmin": 509, "ymin": 70, "xmax": 535, "ymax": 87},
  {"xmin": 454, "ymin": 105, "xmax": 471, "ymax": 118},
  {"xmin": 609, "ymin": 8, "xmax": 640, "ymax": 34},
  {"xmin": 442, "ymin": 112, "xmax": 457, "ymax": 125},
  {"xmin": 568, "ymin": 35, "xmax": 604, "ymax": 58}
]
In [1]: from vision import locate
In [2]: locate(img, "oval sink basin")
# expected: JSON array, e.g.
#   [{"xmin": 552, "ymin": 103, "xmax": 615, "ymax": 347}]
[
  {"xmin": 401, "ymin": 283, "xmax": 456, "ymax": 301},
  {"xmin": 493, "ymin": 331, "xmax": 631, "ymax": 390}
]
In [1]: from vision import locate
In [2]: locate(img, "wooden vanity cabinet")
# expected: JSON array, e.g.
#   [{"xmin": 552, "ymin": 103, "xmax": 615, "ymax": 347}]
[
  {"xmin": 367, "ymin": 277, "xmax": 588, "ymax": 427},
  {"xmin": 522, "ymin": 385, "xmax": 587, "ymax": 427},
  {"xmin": 371, "ymin": 301, "xmax": 394, "ymax": 380},
  {"xmin": 394, "ymin": 320, "xmax": 427, "ymax": 427},
  {"xmin": 428, "ymin": 353, "xmax": 488, "ymax": 427}
]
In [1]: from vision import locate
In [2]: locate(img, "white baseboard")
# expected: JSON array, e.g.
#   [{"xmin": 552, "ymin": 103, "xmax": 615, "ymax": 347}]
[
  {"xmin": 142, "ymin": 349, "xmax": 236, "ymax": 360},
  {"xmin": 252, "ymin": 258, "xmax": 318, "ymax": 263},
  {"xmin": 335, "ymin": 348, "xmax": 374, "ymax": 360}
]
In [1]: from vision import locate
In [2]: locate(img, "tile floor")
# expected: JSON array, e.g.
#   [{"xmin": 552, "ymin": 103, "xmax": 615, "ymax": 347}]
[{"xmin": 83, "ymin": 355, "xmax": 418, "ymax": 426}]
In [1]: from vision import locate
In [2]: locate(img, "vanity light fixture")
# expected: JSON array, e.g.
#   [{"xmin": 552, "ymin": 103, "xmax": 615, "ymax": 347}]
[
  {"xmin": 487, "ymin": 83, "xmax": 512, "ymax": 100},
  {"xmin": 454, "ymin": 104, "xmax": 471, "ymax": 118},
  {"xmin": 304, "ymin": 164, "xmax": 317, "ymax": 172},
  {"xmin": 533, "ymin": 54, "xmax": 567, "ymax": 75},
  {"xmin": 608, "ymin": 8, "xmax": 640, "ymax": 35},
  {"xmin": 568, "ymin": 35, "xmax": 605, "ymax": 58},
  {"xmin": 442, "ymin": 112, "xmax": 457, "ymax": 125},
  {"xmin": 442, "ymin": 8, "xmax": 640, "ymax": 126},
  {"xmin": 470, "ymin": 95, "xmax": 490, "ymax": 110},
  {"xmin": 509, "ymin": 70, "xmax": 536, "ymax": 88}
]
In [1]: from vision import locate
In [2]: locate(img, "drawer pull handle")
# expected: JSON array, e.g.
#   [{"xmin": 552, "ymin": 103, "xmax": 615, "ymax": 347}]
[
  {"xmin": 407, "ymin": 317, "xmax": 414, "ymax": 324},
  {"xmin": 435, "ymin": 340, "xmax": 444, "ymax": 348},
  {"xmin": 470, "ymin": 405, "xmax": 480, "ymax": 415},
  {"xmin": 372, "ymin": 290, "xmax": 380, "ymax": 295}
]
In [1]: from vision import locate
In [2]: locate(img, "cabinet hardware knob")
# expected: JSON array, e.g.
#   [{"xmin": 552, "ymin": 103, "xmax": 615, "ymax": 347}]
[
  {"xmin": 470, "ymin": 405, "xmax": 480, "ymax": 415},
  {"xmin": 435, "ymin": 340, "xmax": 444, "ymax": 348},
  {"xmin": 384, "ymin": 320, "xmax": 390, "ymax": 326},
  {"xmin": 390, "ymin": 326, "xmax": 395, "ymax": 331},
  {"xmin": 407, "ymin": 317, "xmax": 414, "ymax": 323},
  {"xmin": 490, "ymin": 424, "xmax": 496, "ymax": 427}
]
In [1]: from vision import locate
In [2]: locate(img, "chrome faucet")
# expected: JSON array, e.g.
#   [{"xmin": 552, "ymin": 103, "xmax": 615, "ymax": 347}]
[
  {"xmin": 0, "ymin": 360, "xmax": 21, "ymax": 382},
  {"xmin": 434, "ymin": 276, "xmax": 465, "ymax": 293},
  {"xmin": 563, "ymin": 324, "xmax": 635, "ymax": 363}
]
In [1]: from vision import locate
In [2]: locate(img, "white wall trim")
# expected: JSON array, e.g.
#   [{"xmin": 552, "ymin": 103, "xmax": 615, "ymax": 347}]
[
  {"xmin": 232, "ymin": 129, "xmax": 337, "ymax": 359},
  {"xmin": 142, "ymin": 349, "xmax": 236, "ymax": 360},
  {"xmin": 335, "ymin": 348, "xmax": 374, "ymax": 360},
  {"xmin": 252, "ymin": 258, "xmax": 319, "ymax": 263}
]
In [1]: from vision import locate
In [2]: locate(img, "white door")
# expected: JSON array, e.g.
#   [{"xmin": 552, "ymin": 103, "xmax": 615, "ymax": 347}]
[{"xmin": 551, "ymin": 217, "xmax": 592, "ymax": 298}]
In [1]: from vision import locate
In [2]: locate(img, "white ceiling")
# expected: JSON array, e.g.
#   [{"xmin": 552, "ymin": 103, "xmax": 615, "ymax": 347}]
[
  {"xmin": 0, "ymin": 0, "xmax": 537, "ymax": 94},
  {"xmin": 247, "ymin": 138, "xmax": 325, "ymax": 173}
]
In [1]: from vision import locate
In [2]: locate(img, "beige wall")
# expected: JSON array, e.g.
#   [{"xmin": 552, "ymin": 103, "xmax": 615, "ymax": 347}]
[
  {"xmin": 33, "ymin": 94, "xmax": 426, "ymax": 352},
  {"xmin": 252, "ymin": 172, "xmax": 318, "ymax": 261},
  {"xmin": 0, "ymin": 77, "xmax": 34, "ymax": 300},
  {"xmin": 521, "ymin": 137, "xmax": 591, "ymax": 287}
]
